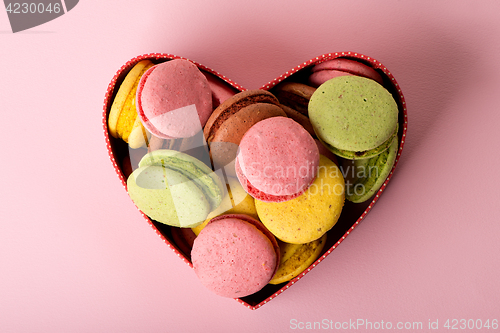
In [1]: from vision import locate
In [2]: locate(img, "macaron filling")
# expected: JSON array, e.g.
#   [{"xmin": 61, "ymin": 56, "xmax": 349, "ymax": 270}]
[
  {"xmin": 345, "ymin": 136, "xmax": 399, "ymax": 203},
  {"xmin": 322, "ymin": 123, "xmax": 399, "ymax": 160},
  {"xmin": 204, "ymin": 90, "xmax": 280, "ymax": 144},
  {"xmin": 311, "ymin": 58, "xmax": 384, "ymax": 85},
  {"xmin": 235, "ymin": 158, "xmax": 313, "ymax": 203}
]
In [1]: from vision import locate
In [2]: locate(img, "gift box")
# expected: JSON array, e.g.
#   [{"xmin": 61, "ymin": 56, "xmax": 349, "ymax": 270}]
[{"xmin": 102, "ymin": 51, "xmax": 408, "ymax": 309}]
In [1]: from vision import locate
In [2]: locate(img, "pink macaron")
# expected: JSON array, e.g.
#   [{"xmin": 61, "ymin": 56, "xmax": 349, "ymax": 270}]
[
  {"xmin": 191, "ymin": 214, "xmax": 280, "ymax": 298},
  {"xmin": 203, "ymin": 71, "xmax": 239, "ymax": 109},
  {"xmin": 136, "ymin": 59, "xmax": 213, "ymax": 139},
  {"xmin": 308, "ymin": 58, "xmax": 384, "ymax": 87},
  {"xmin": 235, "ymin": 116, "xmax": 319, "ymax": 202}
]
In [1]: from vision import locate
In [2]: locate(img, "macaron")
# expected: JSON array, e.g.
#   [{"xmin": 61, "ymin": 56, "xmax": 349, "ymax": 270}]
[
  {"xmin": 191, "ymin": 214, "xmax": 280, "ymax": 298},
  {"xmin": 202, "ymin": 71, "xmax": 239, "ymax": 108},
  {"xmin": 138, "ymin": 149, "xmax": 224, "ymax": 210},
  {"xmin": 255, "ymin": 155, "xmax": 345, "ymax": 244},
  {"xmin": 308, "ymin": 76, "xmax": 399, "ymax": 160},
  {"xmin": 273, "ymin": 82, "xmax": 316, "ymax": 115},
  {"xmin": 126, "ymin": 149, "xmax": 224, "ymax": 228},
  {"xmin": 308, "ymin": 70, "xmax": 354, "ymax": 88},
  {"xmin": 279, "ymin": 104, "xmax": 316, "ymax": 138},
  {"xmin": 127, "ymin": 165, "xmax": 210, "ymax": 228},
  {"xmin": 108, "ymin": 59, "xmax": 154, "ymax": 148},
  {"xmin": 308, "ymin": 58, "xmax": 384, "ymax": 87},
  {"xmin": 235, "ymin": 116, "xmax": 319, "ymax": 203},
  {"xmin": 269, "ymin": 234, "xmax": 327, "ymax": 285},
  {"xmin": 344, "ymin": 136, "xmax": 399, "ymax": 203},
  {"xmin": 203, "ymin": 90, "xmax": 286, "ymax": 175},
  {"xmin": 136, "ymin": 59, "xmax": 212, "ymax": 139}
]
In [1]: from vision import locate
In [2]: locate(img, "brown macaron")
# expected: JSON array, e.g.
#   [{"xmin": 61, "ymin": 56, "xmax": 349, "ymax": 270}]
[
  {"xmin": 279, "ymin": 104, "xmax": 316, "ymax": 138},
  {"xmin": 203, "ymin": 90, "xmax": 286, "ymax": 175},
  {"xmin": 272, "ymin": 82, "xmax": 316, "ymax": 116}
]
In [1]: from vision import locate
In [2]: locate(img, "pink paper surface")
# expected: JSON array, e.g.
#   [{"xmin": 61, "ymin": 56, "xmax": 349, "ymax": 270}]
[{"xmin": 1, "ymin": 1, "xmax": 499, "ymax": 332}]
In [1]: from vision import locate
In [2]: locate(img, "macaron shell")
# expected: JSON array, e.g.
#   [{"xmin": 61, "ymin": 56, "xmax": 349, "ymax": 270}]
[
  {"xmin": 212, "ymin": 213, "xmax": 280, "ymax": 276},
  {"xmin": 345, "ymin": 136, "xmax": 399, "ymax": 203},
  {"xmin": 209, "ymin": 103, "xmax": 286, "ymax": 172},
  {"xmin": 325, "ymin": 123, "xmax": 399, "ymax": 160},
  {"xmin": 203, "ymin": 71, "xmax": 239, "ymax": 108},
  {"xmin": 127, "ymin": 117, "xmax": 151, "ymax": 149},
  {"xmin": 273, "ymin": 82, "xmax": 316, "ymax": 115},
  {"xmin": 311, "ymin": 58, "xmax": 384, "ymax": 84},
  {"xmin": 108, "ymin": 60, "xmax": 153, "ymax": 137},
  {"xmin": 255, "ymin": 155, "xmax": 345, "ymax": 244},
  {"xmin": 138, "ymin": 149, "xmax": 224, "ymax": 210},
  {"xmin": 237, "ymin": 116, "xmax": 319, "ymax": 197},
  {"xmin": 109, "ymin": 60, "xmax": 154, "ymax": 148},
  {"xmin": 308, "ymin": 76, "xmax": 398, "ymax": 153},
  {"xmin": 127, "ymin": 165, "xmax": 210, "ymax": 228},
  {"xmin": 227, "ymin": 177, "xmax": 258, "ymax": 218},
  {"xmin": 191, "ymin": 188, "xmax": 233, "ymax": 236},
  {"xmin": 235, "ymin": 158, "xmax": 309, "ymax": 203},
  {"xmin": 269, "ymin": 234, "xmax": 327, "ymax": 285},
  {"xmin": 136, "ymin": 59, "xmax": 212, "ymax": 139},
  {"xmin": 279, "ymin": 104, "xmax": 316, "ymax": 138},
  {"xmin": 308, "ymin": 69, "xmax": 353, "ymax": 87},
  {"xmin": 212, "ymin": 103, "xmax": 286, "ymax": 145},
  {"xmin": 203, "ymin": 89, "xmax": 279, "ymax": 144},
  {"xmin": 192, "ymin": 217, "xmax": 278, "ymax": 298}
]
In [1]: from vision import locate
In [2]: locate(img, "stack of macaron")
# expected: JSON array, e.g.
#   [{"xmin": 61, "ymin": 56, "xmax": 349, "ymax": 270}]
[
  {"xmin": 203, "ymin": 89, "xmax": 286, "ymax": 176},
  {"xmin": 107, "ymin": 55, "xmax": 400, "ymax": 300},
  {"xmin": 272, "ymin": 57, "xmax": 400, "ymax": 204},
  {"xmin": 108, "ymin": 60, "xmax": 154, "ymax": 149}
]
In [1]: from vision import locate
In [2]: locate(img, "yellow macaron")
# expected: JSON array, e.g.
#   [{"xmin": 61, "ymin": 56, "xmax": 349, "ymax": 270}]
[
  {"xmin": 269, "ymin": 234, "xmax": 327, "ymax": 285},
  {"xmin": 108, "ymin": 60, "xmax": 154, "ymax": 148},
  {"xmin": 255, "ymin": 155, "xmax": 345, "ymax": 244}
]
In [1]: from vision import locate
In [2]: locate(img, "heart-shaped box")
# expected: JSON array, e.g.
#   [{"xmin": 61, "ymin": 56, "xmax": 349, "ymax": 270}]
[{"xmin": 102, "ymin": 51, "xmax": 407, "ymax": 310}]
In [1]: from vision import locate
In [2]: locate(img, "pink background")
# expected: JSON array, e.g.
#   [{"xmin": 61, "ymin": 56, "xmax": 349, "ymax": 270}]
[{"xmin": 1, "ymin": 1, "xmax": 499, "ymax": 332}]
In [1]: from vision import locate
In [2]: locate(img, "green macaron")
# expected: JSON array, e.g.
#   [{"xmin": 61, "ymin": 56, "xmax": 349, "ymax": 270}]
[
  {"xmin": 344, "ymin": 137, "xmax": 399, "ymax": 203},
  {"xmin": 138, "ymin": 149, "xmax": 224, "ymax": 210},
  {"xmin": 126, "ymin": 149, "xmax": 224, "ymax": 228},
  {"xmin": 308, "ymin": 76, "xmax": 399, "ymax": 160}
]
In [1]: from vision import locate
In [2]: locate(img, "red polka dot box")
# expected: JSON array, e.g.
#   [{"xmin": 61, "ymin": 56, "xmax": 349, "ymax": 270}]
[{"xmin": 102, "ymin": 52, "xmax": 408, "ymax": 310}]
